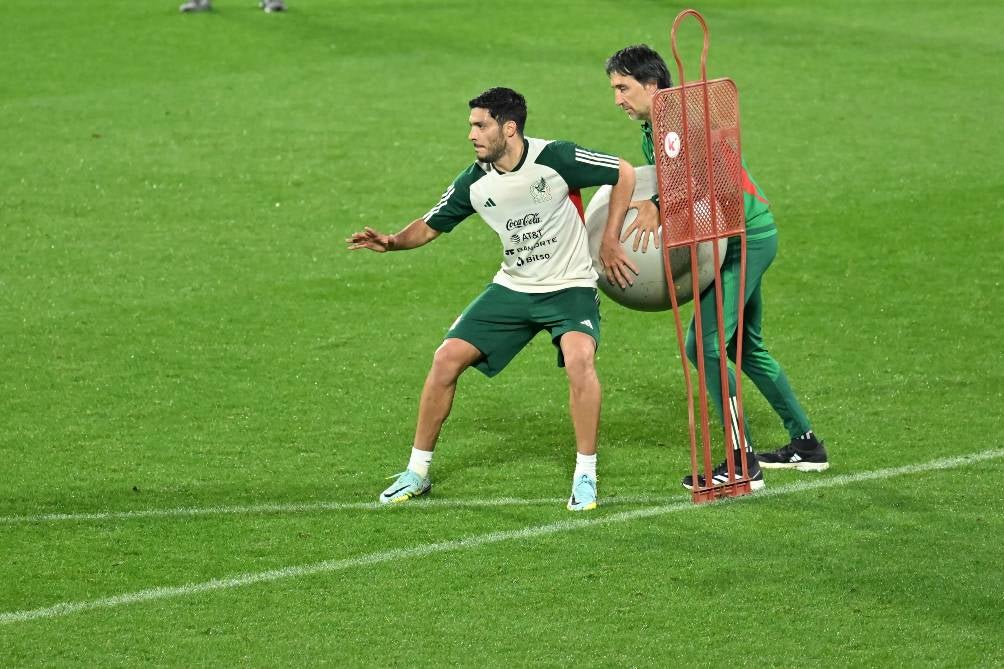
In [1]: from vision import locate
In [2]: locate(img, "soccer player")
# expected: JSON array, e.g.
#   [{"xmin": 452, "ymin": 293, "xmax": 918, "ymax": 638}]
[
  {"xmin": 348, "ymin": 87, "xmax": 635, "ymax": 511},
  {"xmin": 179, "ymin": 0, "xmax": 286, "ymax": 13},
  {"xmin": 600, "ymin": 45, "xmax": 828, "ymax": 489}
]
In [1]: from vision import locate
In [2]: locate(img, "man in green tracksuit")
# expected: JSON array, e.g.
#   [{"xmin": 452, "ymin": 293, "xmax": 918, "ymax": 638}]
[{"xmin": 599, "ymin": 45, "xmax": 828, "ymax": 490}]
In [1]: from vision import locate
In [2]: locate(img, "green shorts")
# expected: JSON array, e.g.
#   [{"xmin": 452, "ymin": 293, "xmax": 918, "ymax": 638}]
[{"xmin": 446, "ymin": 283, "xmax": 601, "ymax": 377}]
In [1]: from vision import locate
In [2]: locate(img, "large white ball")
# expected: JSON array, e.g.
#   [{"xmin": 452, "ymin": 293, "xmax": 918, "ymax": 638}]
[{"xmin": 584, "ymin": 165, "xmax": 726, "ymax": 311}]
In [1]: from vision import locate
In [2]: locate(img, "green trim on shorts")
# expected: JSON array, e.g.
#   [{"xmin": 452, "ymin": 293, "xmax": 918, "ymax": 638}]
[{"xmin": 446, "ymin": 283, "xmax": 601, "ymax": 377}]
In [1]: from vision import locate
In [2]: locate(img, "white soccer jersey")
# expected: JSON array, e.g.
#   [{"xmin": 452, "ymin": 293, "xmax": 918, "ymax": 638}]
[{"xmin": 423, "ymin": 137, "xmax": 621, "ymax": 293}]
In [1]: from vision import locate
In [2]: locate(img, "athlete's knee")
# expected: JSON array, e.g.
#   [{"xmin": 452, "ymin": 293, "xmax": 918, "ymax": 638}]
[
  {"xmin": 734, "ymin": 337, "xmax": 773, "ymax": 371},
  {"xmin": 430, "ymin": 339, "xmax": 477, "ymax": 380},
  {"xmin": 561, "ymin": 334, "xmax": 598, "ymax": 382},
  {"xmin": 566, "ymin": 363, "xmax": 599, "ymax": 397},
  {"xmin": 686, "ymin": 331, "xmax": 721, "ymax": 366},
  {"xmin": 565, "ymin": 355, "xmax": 597, "ymax": 386},
  {"xmin": 745, "ymin": 351, "xmax": 781, "ymax": 379}
]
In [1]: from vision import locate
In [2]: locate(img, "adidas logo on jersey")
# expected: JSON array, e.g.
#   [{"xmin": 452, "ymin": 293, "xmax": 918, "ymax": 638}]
[
  {"xmin": 484, "ymin": 198, "xmax": 497, "ymax": 207},
  {"xmin": 580, "ymin": 319, "xmax": 593, "ymax": 329}
]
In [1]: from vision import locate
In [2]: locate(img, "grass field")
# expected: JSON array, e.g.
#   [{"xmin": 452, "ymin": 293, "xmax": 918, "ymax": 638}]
[{"xmin": 2, "ymin": 0, "xmax": 1003, "ymax": 665}]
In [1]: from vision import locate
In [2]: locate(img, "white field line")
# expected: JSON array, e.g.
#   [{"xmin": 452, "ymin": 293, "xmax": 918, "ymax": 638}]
[
  {"xmin": 0, "ymin": 448, "xmax": 1000, "ymax": 625},
  {"xmin": 0, "ymin": 497, "xmax": 636, "ymax": 524},
  {"xmin": 5, "ymin": 447, "xmax": 1003, "ymax": 525}
]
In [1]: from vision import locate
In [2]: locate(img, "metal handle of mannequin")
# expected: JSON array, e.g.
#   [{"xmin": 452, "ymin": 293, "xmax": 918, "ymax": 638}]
[{"xmin": 670, "ymin": 9, "xmax": 710, "ymax": 85}]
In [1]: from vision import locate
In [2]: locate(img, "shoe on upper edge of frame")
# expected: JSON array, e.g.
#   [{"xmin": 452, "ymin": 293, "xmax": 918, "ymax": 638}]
[{"xmin": 179, "ymin": 0, "xmax": 212, "ymax": 12}]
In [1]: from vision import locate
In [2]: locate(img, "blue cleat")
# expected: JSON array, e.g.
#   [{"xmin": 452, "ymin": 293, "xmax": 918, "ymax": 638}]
[
  {"xmin": 566, "ymin": 473, "xmax": 598, "ymax": 511},
  {"xmin": 379, "ymin": 469, "xmax": 431, "ymax": 505}
]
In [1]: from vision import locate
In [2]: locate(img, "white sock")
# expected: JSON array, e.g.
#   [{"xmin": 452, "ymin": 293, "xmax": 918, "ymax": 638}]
[
  {"xmin": 407, "ymin": 447, "xmax": 433, "ymax": 478},
  {"xmin": 573, "ymin": 452, "xmax": 597, "ymax": 480},
  {"xmin": 727, "ymin": 396, "xmax": 754, "ymax": 453}
]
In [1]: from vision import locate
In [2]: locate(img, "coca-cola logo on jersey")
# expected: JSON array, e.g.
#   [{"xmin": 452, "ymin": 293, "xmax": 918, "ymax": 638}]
[{"xmin": 505, "ymin": 212, "xmax": 541, "ymax": 231}]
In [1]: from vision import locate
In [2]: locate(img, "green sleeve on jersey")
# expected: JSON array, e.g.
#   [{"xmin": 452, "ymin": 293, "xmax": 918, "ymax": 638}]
[
  {"xmin": 422, "ymin": 163, "xmax": 484, "ymax": 233},
  {"xmin": 536, "ymin": 141, "xmax": 621, "ymax": 190}
]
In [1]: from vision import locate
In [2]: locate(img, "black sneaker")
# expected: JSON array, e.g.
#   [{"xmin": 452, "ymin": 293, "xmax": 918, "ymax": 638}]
[
  {"xmin": 757, "ymin": 435, "xmax": 829, "ymax": 471},
  {"xmin": 682, "ymin": 455, "xmax": 765, "ymax": 491}
]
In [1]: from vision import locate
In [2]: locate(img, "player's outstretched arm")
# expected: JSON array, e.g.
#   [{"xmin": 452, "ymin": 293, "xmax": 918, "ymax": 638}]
[
  {"xmin": 598, "ymin": 159, "xmax": 639, "ymax": 288},
  {"xmin": 347, "ymin": 218, "xmax": 441, "ymax": 253}
]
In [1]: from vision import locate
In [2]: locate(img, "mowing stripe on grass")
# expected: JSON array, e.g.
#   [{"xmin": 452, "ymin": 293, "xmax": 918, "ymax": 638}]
[{"xmin": 1, "ymin": 449, "xmax": 1000, "ymax": 625}]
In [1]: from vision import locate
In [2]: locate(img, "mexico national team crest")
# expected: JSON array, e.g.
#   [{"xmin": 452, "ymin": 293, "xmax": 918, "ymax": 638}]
[{"xmin": 530, "ymin": 176, "xmax": 552, "ymax": 202}]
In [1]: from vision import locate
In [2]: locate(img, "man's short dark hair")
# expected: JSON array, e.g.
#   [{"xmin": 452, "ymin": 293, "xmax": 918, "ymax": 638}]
[
  {"xmin": 605, "ymin": 44, "xmax": 673, "ymax": 89},
  {"xmin": 468, "ymin": 87, "xmax": 527, "ymax": 134}
]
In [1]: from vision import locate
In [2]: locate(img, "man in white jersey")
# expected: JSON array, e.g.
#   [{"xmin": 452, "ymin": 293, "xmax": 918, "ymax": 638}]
[{"xmin": 348, "ymin": 87, "xmax": 634, "ymax": 511}]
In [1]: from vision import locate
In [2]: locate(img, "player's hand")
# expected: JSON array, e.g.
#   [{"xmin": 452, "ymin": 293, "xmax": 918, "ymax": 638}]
[
  {"xmin": 599, "ymin": 236, "xmax": 639, "ymax": 289},
  {"xmin": 347, "ymin": 227, "xmax": 393, "ymax": 252},
  {"xmin": 621, "ymin": 199, "xmax": 660, "ymax": 253}
]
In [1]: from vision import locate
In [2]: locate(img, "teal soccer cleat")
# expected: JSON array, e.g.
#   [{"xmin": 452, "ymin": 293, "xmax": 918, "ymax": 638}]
[
  {"xmin": 566, "ymin": 473, "xmax": 598, "ymax": 511},
  {"xmin": 379, "ymin": 469, "xmax": 431, "ymax": 505}
]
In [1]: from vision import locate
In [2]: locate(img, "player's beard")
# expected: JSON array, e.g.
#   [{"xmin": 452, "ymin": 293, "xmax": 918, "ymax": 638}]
[{"xmin": 479, "ymin": 128, "xmax": 507, "ymax": 164}]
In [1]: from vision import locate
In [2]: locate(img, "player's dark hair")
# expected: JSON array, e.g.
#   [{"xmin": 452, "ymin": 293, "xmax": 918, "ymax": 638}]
[
  {"xmin": 605, "ymin": 44, "xmax": 673, "ymax": 89},
  {"xmin": 468, "ymin": 87, "xmax": 527, "ymax": 134}
]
